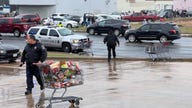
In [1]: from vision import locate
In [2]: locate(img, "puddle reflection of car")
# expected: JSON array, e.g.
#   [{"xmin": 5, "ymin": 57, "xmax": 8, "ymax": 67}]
[{"xmin": 0, "ymin": 38, "xmax": 21, "ymax": 63}]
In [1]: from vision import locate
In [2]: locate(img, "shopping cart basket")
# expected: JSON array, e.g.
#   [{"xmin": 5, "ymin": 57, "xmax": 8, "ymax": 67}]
[
  {"xmin": 145, "ymin": 42, "xmax": 171, "ymax": 61},
  {"xmin": 36, "ymin": 60, "xmax": 83, "ymax": 108}
]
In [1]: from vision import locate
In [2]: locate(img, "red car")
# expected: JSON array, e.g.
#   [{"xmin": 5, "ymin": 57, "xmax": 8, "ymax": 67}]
[
  {"xmin": 0, "ymin": 17, "xmax": 36, "ymax": 37},
  {"xmin": 121, "ymin": 12, "xmax": 160, "ymax": 22},
  {"xmin": 15, "ymin": 14, "xmax": 41, "ymax": 24}
]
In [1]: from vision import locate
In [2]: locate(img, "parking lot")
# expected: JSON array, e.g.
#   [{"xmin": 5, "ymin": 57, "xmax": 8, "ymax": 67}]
[{"xmin": 1, "ymin": 60, "xmax": 192, "ymax": 108}]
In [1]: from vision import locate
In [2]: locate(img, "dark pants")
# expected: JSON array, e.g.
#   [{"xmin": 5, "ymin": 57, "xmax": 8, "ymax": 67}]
[
  {"xmin": 107, "ymin": 45, "xmax": 116, "ymax": 61},
  {"xmin": 26, "ymin": 64, "xmax": 43, "ymax": 92}
]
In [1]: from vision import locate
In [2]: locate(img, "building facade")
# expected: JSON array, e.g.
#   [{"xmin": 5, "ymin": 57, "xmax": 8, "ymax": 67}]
[
  {"xmin": 10, "ymin": 0, "xmax": 173, "ymax": 18},
  {"xmin": 173, "ymin": 0, "xmax": 192, "ymax": 10}
]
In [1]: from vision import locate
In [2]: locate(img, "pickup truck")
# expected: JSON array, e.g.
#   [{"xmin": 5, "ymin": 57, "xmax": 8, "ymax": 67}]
[
  {"xmin": 0, "ymin": 17, "xmax": 36, "ymax": 37},
  {"xmin": 121, "ymin": 12, "xmax": 160, "ymax": 22}
]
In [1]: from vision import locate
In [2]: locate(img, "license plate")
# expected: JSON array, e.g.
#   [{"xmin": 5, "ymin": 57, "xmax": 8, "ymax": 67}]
[{"xmin": 13, "ymin": 53, "xmax": 17, "ymax": 57}]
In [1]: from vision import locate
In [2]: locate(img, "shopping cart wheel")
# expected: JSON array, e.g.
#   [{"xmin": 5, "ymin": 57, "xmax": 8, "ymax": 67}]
[
  {"xmin": 35, "ymin": 103, "xmax": 40, "ymax": 108},
  {"xmin": 46, "ymin": 104, "xmax": 52, "ymax": 108}
]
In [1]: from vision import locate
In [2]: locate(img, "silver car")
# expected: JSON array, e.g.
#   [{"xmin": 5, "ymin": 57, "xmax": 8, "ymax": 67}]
[{"xmin": 27, "ymin": 26, "xmax": 91, "ymax": 52}]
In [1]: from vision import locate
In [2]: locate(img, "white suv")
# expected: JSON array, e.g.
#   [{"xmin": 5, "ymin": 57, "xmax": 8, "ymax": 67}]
[{"xmin": 27, "ymin": 26, "xmax": 91, "ymax": 52}]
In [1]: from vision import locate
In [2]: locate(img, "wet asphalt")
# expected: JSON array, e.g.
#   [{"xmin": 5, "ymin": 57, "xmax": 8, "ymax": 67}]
[{"xmin": 1, "ymin": 60, "xmax": 192, "ymax": 108}]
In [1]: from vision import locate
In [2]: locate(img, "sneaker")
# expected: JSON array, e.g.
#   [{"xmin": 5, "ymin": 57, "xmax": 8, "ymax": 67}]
[{"xmin": 25, "ymin": 90, "xmax": 32, "ymax": 95}]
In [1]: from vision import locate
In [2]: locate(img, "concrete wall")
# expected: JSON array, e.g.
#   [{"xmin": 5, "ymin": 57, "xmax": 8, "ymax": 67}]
[
  {"xmin": 54, "ymin": 0, "xmax": 117, "ymax": 15},
  {"xmin": 18, "ymin": 6, "xmax": 55, "ymax": 18},
  {"xmin": 9, "ymin": 0, "xmax": 55, "ymax": 5},
  {"xmin": 173, "ymin": 0, "xmax": 192, "ymax": 10},
  {"xmin": 117, "ymin": 0, "xmax": 173, "ymax": 12}
]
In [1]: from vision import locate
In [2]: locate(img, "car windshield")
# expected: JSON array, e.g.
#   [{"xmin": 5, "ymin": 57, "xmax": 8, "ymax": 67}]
[{"xmin": 58, "ymin": 28, "xmax": 73, "ymax": 36}]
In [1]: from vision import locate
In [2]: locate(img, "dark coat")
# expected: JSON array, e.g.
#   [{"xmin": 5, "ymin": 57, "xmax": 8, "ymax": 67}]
[
  {"xmin": 21, "ymin": 42, "xmax": 47, "ymax": 64},
  {"xmin": 103, "ymin": 33, "xmax": 119, "ymax": 47}
]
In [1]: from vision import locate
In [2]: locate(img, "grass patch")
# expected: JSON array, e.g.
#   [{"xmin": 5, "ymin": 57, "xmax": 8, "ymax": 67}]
[{"xmin": 47, "ymin": 51, "xmax": 90, "ymax": 59}]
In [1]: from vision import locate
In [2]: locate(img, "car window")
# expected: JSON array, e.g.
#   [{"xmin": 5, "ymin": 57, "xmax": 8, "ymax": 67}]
[
  {"xmin": 23, "ymin": 15, "xmax": 30, "ymax": 19},
  {"xmin": 140, "ymin": 24, "xmax": 150, "ymax": 31},
  {"xmin": 40, "ymin": 29, "xmax": 48, "ymax": 36},
  {"xmin": 49, "ymin": 29, "xmax": 59, "ymax": 37},
  {"xmin": 98, "ymin": 20, "xmax": 105, "ymax": 26},
  {"xmin": 54, "ymin": 18, "xmax": 63, "ymax": 21},
  {"xmin": 28, "ymin": 28, "xmax": 39, "ymax": 35},
  {"xmin": 105, "ymin": 20, "xmax": 113, "ymax": 24},
  {"xmin": 0, "ymin": 19, "xmax": 8, "ymax": 24},
  {"xmin": 172, "ymin": 25, "xmax": 180, "ymax": 31},
  {"xmin": 151, "ymin": 24, "xmax": 161, "ymax": 30},
  {"xmin": 58, "ymin": 28, "xmax": 73, "ymax": 36},
  {"xmin": 52, "ymin": 14, "xmax": 57, "ymax": 16},
  {"xmin": 13, "ymin": 19, "xmax": 21, "ymax": 23}
]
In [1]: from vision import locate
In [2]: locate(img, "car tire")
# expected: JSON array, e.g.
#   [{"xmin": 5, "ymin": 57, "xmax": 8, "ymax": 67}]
[
  {"xmin": 62, "ymin": 43, "xmax": 71, "ymax": 53},
  {"xmin": 66, "ymin": 24, "xmax": 72, "ymax": 28},
  {"xmin": 159, "ymin": 35, "xmax": 168, "ymax": 43},
  {"xmin": 89, "ymin": 29, "xmax": 95, "ymax": 35},
  {"xmin": 128, "ymin": 34, "xmax": 136, "ymax": 43},
  {"xmin": 114, "ymin": 29, "xmax": 120, "ymax": 36},
  {"xmin": 13, "ymin": 29, "xmax": 21, "ymax": 37}
]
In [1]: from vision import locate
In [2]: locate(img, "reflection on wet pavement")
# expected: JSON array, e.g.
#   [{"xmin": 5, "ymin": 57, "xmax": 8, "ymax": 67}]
[{"xmin": 1, "ymin": 61, "xmax": 192, "ymax": 108}]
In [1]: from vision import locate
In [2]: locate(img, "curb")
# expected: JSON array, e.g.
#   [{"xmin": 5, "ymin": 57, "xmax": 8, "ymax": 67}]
[{"xmin": 48, "ymin": 56, "xmax": 192, "ymax": 62}]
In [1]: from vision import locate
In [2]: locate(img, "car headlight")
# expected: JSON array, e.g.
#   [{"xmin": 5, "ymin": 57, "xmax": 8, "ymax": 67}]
[
  {"xmin": 0, "ymin": 49, "xmax": 6, "ymax": 54},
  {"xmin": 72, "ymin": 39, "xmax": 80, "ymax": 44}
]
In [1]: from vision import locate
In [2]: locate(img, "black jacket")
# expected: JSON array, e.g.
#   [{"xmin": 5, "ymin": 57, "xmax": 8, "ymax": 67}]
[
  {"xmin": 21, "ymin": 42, "xmax": 47, "ymax": 64},
  {"xmin": 103, "ymin": 34, "xmax": 119, "ymax": 47}
]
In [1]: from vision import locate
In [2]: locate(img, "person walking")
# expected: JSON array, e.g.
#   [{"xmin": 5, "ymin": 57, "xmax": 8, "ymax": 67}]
[
  {"xmin": 20, "ymin": 34, "xmax": 47, "ymax": 95},
  {"xmin": 103, "ymin": 30, "xmax": 120, "ymax": 62}
]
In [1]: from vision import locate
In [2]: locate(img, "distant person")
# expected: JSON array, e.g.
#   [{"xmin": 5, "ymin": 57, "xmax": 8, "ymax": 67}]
[
  {"xmin": 20, "ymin": 34, "xmax": 47, "ymax": 95},
  {"xmin": 103, "ymin": 30, "xmax": 120, "ymax": 62},
  {"xmin": 83, "ymin": 13, "xmax": 87, "ymax": 26},
  {"xmin": 57, "ymin": 22, "xmax": 63, "ymax": 27}
]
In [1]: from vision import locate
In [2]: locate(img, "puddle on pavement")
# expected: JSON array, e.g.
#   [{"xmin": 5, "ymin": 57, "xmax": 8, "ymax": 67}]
[
  {"xmin": 0, "ymin": 67, "xmax": 21, "ymax": 76},
  {"xmin": 1, "ymin": 61, "xmax": 192, "ymax": 108}
]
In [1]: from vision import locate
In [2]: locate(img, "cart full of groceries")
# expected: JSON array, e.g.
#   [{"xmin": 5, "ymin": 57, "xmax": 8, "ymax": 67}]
[{"xmin": 36, "ymin": 60, "xmax": 83, "ymax": 108}]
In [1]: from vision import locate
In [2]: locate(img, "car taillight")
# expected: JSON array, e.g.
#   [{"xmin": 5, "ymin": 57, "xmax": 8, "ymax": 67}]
[
  {"xmin": 23, "ymin": 25, "xmax": 29, "ymax": 29},
  {"xmin": 169, "ymin": 29, "xmax": 176, "ymax": 34}
]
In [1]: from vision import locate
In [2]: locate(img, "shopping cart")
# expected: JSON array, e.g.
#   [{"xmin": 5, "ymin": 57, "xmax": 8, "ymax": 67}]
[
  {"xmin": 79, "ymin": 40, "xmax": 94, "ymax": 56},
  {"xmin": 36, "ymin": 60, "xmax": 83, "ymax": 108},
  {"xmin": 145, "ymin": 42, "xmax": 171, "ymax": 61}
]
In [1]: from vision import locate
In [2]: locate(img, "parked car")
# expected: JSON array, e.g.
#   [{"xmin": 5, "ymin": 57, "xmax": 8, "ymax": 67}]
[
  {"xmin": 122, "ymin": 12, "xmax": 160, "ymax": 22},
  {"xmin": 125, "ymin": 22, "xmax": 181, "ymax": 43},
  {"xmin": 96, "ymin": 14, "xmax": 114, "ymax": 20},
  {"xmin": 65, "ymin": 15, "xmax": 81, "ymax": 23},
  {"xmin": 157, "ymin": 9, "xmax": 175, "ymax": 18},
  {"xmin": 0, "ymin": 17, "xmax": 36, "ymax": 37},
  {"xmin": 15, "ymin": 14, "xmax": 41, "ymax": 24},
  {"xmin": 86, "ymin": 19, "xmax": 131, "ymax": 36},
  {"xmin": 186, "ymin": 10, "xmax": 192, "ymax": 17},
  {"xmin": 53, "ymin": 18, "xmax": 79, "ymax": 28},
  {"xmin": 79, "ymin": 13, "xmax": 105, "ymax": 26},
  {"xmin": 0, "ymin": 37, "xmax": 20, "ymax": 63},
  {"xmin": 51, "ymin": 13, "xmax": 69, "ymax": 19},
  {"xmin": 27, "ymin": 26, "xmax": 91, "ymax": 52}
]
